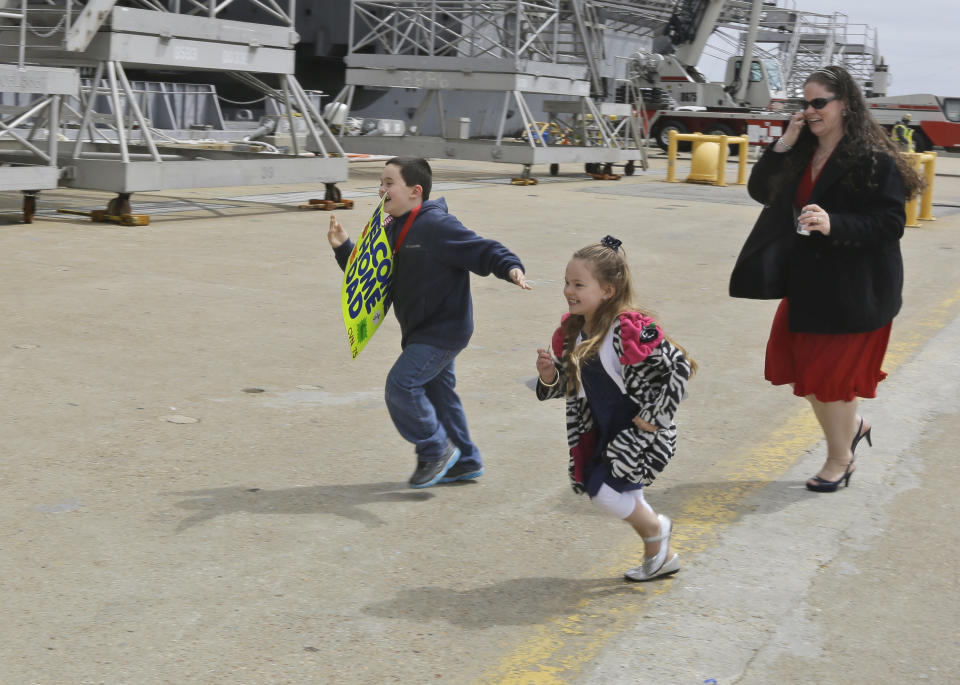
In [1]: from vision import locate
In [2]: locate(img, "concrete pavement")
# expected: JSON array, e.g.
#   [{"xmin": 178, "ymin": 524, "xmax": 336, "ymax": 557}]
[
  {"xmin": 583, "ymin": 293, "xmax": 960, "ymax": 685},
  {"xmin": 1, "ymin": 150, "xmax": 958, "ymax": 684}
]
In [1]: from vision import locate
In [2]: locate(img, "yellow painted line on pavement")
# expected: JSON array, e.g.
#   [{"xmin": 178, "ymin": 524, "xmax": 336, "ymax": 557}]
[
  {"xmin": 477, "ymin": 285, "xmax": 960, "ymax": 685},
  {"xmin": 885, "ymin": 287, "xmax": 960, "ymax": 369}
]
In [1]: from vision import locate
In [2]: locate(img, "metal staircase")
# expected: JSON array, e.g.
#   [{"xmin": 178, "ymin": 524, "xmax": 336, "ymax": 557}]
[{"xmin": 714, "ymin": 6, "xmax": 882, "ymax": 97}]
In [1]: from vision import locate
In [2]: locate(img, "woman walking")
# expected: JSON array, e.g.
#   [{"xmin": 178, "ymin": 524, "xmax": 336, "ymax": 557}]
[{"xmin": 731, "ymin": 66, "xmax": 923, "ymax": 492}]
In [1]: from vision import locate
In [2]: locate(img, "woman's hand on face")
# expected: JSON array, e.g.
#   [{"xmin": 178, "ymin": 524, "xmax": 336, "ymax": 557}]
[
  {"xmin": 536, "ymin": 348, "xmax": 557, "ymax": 382},
  {"xmin": 798, "ymin": 203, "xmax": 831, "ymax": 235},
  {"xmin": 633, "ymin": 416, "xmax": 657, "ymax": 432},
  {"xmin": 782, "ymin": 111, "xmax": 806, "ymax": 146}
]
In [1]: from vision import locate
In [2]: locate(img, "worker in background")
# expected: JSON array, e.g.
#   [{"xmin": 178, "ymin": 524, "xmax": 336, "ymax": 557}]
[{"xmin": 891, "ymin": 113, "xmax": 915, "ymax": 152}]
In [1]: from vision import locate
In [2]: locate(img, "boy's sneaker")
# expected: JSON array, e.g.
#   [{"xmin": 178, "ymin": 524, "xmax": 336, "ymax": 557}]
[
  {"xmin": 440, "ymin": 461, "xmax": 484, "ymax": 483},
  {"xmin": 408, "ymin": 444, "xmax": 461, "ymax": 489}
]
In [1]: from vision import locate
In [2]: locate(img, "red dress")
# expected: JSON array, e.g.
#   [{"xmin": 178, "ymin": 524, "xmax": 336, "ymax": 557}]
[{"xmin": 764, "ymin": 160, "xmax": 891, "ymax": 402}]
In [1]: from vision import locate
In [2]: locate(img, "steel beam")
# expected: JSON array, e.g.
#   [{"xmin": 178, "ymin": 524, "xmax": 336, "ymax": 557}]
[
  {"xmin": 64, "ymin": 0, "xmax": 118, "ymax": 52},
  {"xmin": 345, "ymin": 54, "xmax": 587, "ymax": 81},
  {"xmin": 0, "ymin": 165, "xmax": 58, "ymax": 191},
  {"xmin": 0, "ymin": 64, "xmax": 78, "ymax": 95},
  {"xmin": 108, "ymin": 8, "xmax": 295, "ymax": 49},
  {"xmin": 337, "ymin": 136, "xmax": 635, "ymax": 166},
  {"xmin": 12, "ymin": 32, "xmax": 296, "ymax": 73},
  {"xmin": 57, "ymin": 156, "xmax": 347, "ymax": 192},
  {"xmin": 345, "ymin": 68, "xmax": 590, "ymax": 96},
  {"xmin": 0, "ymin": 7, "xmax": 296, "ymax": 72}
]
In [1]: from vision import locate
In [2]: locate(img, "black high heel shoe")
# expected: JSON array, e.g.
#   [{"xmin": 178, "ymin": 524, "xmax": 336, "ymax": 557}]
[
  {"xmin": 851, "ymin": 417, "xmax": 873, "ymax": 455},
  {"xmin": 806, "ymin": 418, "xmax": 871, "ymax": 493},
  {"xmin": 806, "ymin": 461, "xmax": 855, "ymax": 493}
]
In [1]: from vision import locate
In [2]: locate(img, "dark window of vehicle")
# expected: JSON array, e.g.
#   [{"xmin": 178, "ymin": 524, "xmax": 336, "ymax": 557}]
[{"xmin": 942, "ymin": 98, "xmax": 960, "ymax": 123}]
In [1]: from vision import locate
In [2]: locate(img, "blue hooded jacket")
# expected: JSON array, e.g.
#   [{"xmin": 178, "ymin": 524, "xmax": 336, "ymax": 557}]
[{"xmin": 334, "ymin": 197, "xmax": 524, "ymax": 350}]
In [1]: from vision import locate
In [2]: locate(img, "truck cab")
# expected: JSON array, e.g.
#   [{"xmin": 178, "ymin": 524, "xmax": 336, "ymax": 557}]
[
  {"xmin": 722, "ymin": 57, "xmax": 787, "ymax": 109},
  {"xmin": 634, "ymin": 52, "xmax": 787, "ymax": 110}
]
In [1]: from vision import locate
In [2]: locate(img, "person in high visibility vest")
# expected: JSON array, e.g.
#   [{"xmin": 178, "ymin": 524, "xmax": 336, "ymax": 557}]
[{"xmin": 891, "ymin": 113, "xmax": 915, "ymax": 152}]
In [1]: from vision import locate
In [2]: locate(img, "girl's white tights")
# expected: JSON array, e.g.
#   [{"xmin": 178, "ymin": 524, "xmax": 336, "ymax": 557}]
[{"xmin": 592, "ymin": 483, "xmax": 655, "ymax": 520}]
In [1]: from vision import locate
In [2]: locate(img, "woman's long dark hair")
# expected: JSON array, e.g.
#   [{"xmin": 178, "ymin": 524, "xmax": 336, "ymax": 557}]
[{"xmin": 771, "ymin": 65, "xmax": 924, "ymax": 198}]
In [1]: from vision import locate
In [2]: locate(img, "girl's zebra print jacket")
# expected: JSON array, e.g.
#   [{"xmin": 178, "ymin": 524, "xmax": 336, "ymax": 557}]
[{"xmin": 536, "ymin": 312, "xmax": 693, "ymax": 494}]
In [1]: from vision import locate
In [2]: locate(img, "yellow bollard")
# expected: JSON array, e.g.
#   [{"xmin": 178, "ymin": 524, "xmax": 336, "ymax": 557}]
[
  {"xmin": 666, "ymin": 131, "xmax": 749, "ymax": 186},
  {"xmin": 687, "ymin": 137, "xmax": 721, "ymax": 184},
  {"xmin": 736, "ymin": 137, "xmax": 749, "ymax": 185},
  {"xmin": 905, "ymin": 193, "xmax": 920, "ymax": 228},
  {"xmin": 905, "ymin": 152, "xmax": 920, "ymax": 226},
  {"xmin": 903, "ymin": 151, "xmax": 935, "ymax": 227},
  {"xmin": 918, "ymin": 151, "xmax": 936, "ymax": 221},
  {"xmin": 667, "ymin": 129, "xmax": 678, "ymax": 182},
  {"xmin": 716, "ymin": 136, "xmax": 728, "ymax": 186}
]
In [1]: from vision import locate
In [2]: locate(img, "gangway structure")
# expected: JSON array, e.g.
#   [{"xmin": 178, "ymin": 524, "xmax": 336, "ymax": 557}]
[
  {"xmin": 330, "ymin": 0, "xmax": 643, "ymax": 179},
  {"xmin": 327, "ymin": 0, "xmax": 883, "ymax": 177},
  {"xmin": 709, "ymin": 5, "xmax": 884, "ymax": 97},
  {"xmin": 0, "ymin": 3, "xmax": 78, "ymax": 221},
  {"xmin": 771, "ymin": 9, "xmax": 880, "ymax": 96},
  {"xmin": 0, "ymin": 0, "xmax": 347, "ymax": 204}
]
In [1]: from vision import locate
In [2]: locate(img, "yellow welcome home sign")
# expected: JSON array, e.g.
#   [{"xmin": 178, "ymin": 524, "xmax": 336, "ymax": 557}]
[{"xmin": 341, "ymin": 198, "xmax": 392, "ymax": 358}]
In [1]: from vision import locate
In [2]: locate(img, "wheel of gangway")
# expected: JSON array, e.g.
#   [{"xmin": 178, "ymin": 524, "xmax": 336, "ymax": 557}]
[
  {"xmin": 549, "ymin": 163, "xmax": 559, "ymax": 176},
  {"xmin": 324, "ymin": 183, "xmax": 342, "ymax": 203},
  {"xmin": 23, "ymin": 191, "xmax": 37, "ymax": 224},
  {"xmin": 107, "ymin": 192, "xmax": 132, "ymax": 216},
  {"xmin": 625, "ymin": 161, "xmax": 636, "ymax": 176}
]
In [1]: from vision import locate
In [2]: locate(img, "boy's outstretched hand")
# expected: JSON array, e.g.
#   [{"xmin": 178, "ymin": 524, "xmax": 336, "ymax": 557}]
[
  {"xmin": 328, "ymin": 214, "xmax": 348, "ymax": 248},
  {"xmin": 509, "ymin": 267, "xmax": 532, "ymax": 290}
]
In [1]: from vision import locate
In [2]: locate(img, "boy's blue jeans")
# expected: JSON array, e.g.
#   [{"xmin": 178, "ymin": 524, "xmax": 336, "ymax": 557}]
[{"xmin": 385, "ymin": 342, "xmax": 481, "ymax": 465}]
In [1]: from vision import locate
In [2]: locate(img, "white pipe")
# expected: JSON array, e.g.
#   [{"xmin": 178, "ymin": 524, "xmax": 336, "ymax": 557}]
[
  {"xmin": 72, "ymin": 62, "xmax": 105, "ymax": 160},
  {"xmin": 735, "ymin": 0, "xmax": 763, "ymax": 104},
  {"xmin": 674, "ymin": 0, "xmax": 726, "ymax": 67}
]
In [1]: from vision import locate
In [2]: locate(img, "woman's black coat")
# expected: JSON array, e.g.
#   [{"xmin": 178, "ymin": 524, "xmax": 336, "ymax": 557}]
[{"xmin": 731, "ymin": 138, "xmax": 907, "ymax": 334}]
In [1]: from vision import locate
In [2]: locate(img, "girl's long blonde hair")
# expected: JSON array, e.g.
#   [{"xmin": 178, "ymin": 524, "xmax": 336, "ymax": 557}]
[{"xmin": 560, "ymin": 240, "xmax": 698, "ymax": 395}]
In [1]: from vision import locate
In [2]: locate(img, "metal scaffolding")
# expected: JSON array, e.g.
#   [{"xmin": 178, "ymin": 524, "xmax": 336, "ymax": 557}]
[
  {"xmin": 709, "ymin": 6, "xmax": 882, "ymax": 97},
  {"xmin": 331, "ymin": 0, "xmax": 643, "ymax": 178},
  {"xmin": 0, "ymin": 3, "xmax": 78, "ymax": 221},
  {"xmin": 0, "ymin": 0, "xmax": 347, "ymax": 203},
  {"xmin": 328, "ymin": 0, "xmax": 865, "ymax": 176}
]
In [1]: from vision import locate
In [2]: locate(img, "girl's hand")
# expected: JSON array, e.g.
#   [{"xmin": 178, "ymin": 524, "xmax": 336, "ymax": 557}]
[
  {"xmin": 509, "ymin": 267, "xmax": 532, "ymax": 290},
  {"xmin": 536, "ymin": 348, "xmax": 558, "ymax": 383},
  {"xmin": 797, "ymin": 203, "xmax": 831, "ymax": 235},
  {"xmin": 328, "ymin": 214, "xmax": 348, "ymax": 248},
  {"xmin": 633, "ymin": 416, "xmax": 657, "ymax": 432}
]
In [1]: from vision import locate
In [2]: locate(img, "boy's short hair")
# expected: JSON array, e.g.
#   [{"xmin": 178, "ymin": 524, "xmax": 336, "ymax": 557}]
[{"xmin": 386, "ymin": 156, "xmax": 432, "ymax": 201}]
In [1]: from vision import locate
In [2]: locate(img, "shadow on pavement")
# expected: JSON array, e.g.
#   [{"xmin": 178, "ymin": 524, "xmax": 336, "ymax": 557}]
[
  {"xmin": 167, "ymin": 482, "xmax": 433, "ymax": 531},
  {"xmin": 654, "ymin": 478, "xmax": 816, "ymax": 517},
  {"xmin": 363, "ymin": 575, "xmax": 648, "ymax": 628},
  {"xmin": 551, "ymin": 478, "xmax": 814, "ymax": 520}
]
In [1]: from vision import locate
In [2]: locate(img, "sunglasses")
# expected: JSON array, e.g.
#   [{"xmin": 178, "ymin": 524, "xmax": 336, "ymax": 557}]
[{"xmin": 801, "ymin": 96, "xmax": 839, "ymax": 110}]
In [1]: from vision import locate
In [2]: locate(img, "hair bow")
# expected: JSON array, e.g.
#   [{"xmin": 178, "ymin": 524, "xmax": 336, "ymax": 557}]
[{"xmin": 600, "ymin": 235, "xmax": 622, "ymax": 252}]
